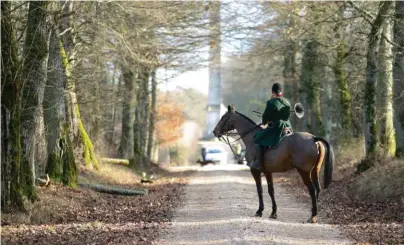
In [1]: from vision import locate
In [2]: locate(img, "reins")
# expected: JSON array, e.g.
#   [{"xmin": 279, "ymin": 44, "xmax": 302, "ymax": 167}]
[{"xmin": 218, "ymin": 122, "xmax": 260, "ymax": 162}]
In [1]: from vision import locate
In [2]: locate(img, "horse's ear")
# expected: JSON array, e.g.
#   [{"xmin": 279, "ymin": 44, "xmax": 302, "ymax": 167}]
[
  {"xmin": 231, "ymin": 104, "xmax": 236, "ymax": 112},
  {"xmin": 227, "ymin": 105, "xmax": 231, "ymax": 112}
]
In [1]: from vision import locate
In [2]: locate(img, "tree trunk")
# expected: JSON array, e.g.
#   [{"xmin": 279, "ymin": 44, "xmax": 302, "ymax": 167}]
[
  {"xmin": 90, "ymin": 79, "xmax": 101, "ymax": 142},
  {"xmin": 335, "ymin": 40, "xmax": 352, "ymax": 135},
  {"xmin": 363, "ymin": 1, "xmax": 394, "ymax": 157},
  {"xmin": 59, "ymin": 37, "xmax": 97, "ymax": 174},
  {"xmin": 20, "ymin": 1, "xmax": 50, "ymax": 202},
  {"xmin": 377, "ymin": 8, "xmax": 396, "ymax": 157},
  {"xmin": 58, "ymin": 1, "xmax": 98, "ymax": 171},
  {"xmin": 393, "ymin": 1, "xmax": 404, "ymax": 157},
  {"xmin": 118, "ymin": 67, "xmax": 137, "ymax": 159},
  {"xmin": 133, "ymin": 103, "xmax": 141, "ymax": 166},
  {"xmin": 1, "ymin": 106, "xmax": 10, "ymax": 209},
  {"xmin": 133, "ymin": 67, "xmax": 150, "ymax": 167},
  {"xmin": 333, "ymin": 6, "xmax": 352, "ymax": 138},
  {"xmin": 44, "ymin": 30, "xmax": 64, "ymax": 181},
  {"xmin": 107, "ymin": 67, "xmax": 120, "ymax": 145},
  {"xmin": 283, "ymin": 39, "xmax": 300, "ymax": 130},
  {"xmin": 147, "ymin": 69, "xmax": 157, "ymax": 161},
  {"xmin": 1, "ymin": 1, "xmax": 25, "ymax": 211},
  {"xmin": 300, "ymin": 39, "xmax": 324, "ymax": 136},
  {"xmin": 140, "ymin": 68, "xmax": 150, "ymax": 158},
  {"xmin": 322, "ymin": 60, "xmax": 333, "ymax": 142}
]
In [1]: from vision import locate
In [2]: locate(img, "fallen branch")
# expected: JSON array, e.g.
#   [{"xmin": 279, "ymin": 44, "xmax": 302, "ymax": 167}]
[
  {"xmin": 78, "ymin": 183, "xmax": 148, "ymax": 196},
  {"xmin": 101, "ymin": 158, "xmax": 129, "ymax": 166}
]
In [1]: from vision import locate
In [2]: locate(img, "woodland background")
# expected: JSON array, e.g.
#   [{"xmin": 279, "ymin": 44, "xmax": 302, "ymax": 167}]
[{"xmin": 1, "ymin": 0, "xmax": 403, "ymax": 220}]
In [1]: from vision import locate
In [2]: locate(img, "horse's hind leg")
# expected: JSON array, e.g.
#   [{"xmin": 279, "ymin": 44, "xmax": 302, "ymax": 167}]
[
  {"xmin": 297, "ymin": 169, "xmax": 318, "ymax": 223},
  {"xmin": 251, "ymin": 168, "xmax": 264, "ymax": 217},
  {"xmin": 264, "ymin": 172, "xmax": 277, "ymax": 219},
  {"xmin": 312, "ymin": 142, "xmax": 326, "ymax": 200},
  {"xmin": 311, "ymin": 168, "xmax": 321, "ymax": 200}
]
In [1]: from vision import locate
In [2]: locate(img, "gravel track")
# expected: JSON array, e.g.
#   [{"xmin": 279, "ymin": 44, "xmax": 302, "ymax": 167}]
[{"xmin": 157, "ymin": 164, "xmax": 352, "ymax": 245}]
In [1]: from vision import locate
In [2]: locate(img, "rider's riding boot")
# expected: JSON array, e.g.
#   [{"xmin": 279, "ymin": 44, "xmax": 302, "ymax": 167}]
[{"xmin": 259, "ymin": 145, "xmax": 265, "ymax": 171}]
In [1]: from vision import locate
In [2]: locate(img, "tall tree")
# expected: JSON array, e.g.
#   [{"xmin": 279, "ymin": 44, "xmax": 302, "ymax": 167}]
[
  {"xmin": 300, "ymin": 39, "xmax": 324, "ymax": 136},
  {"xmin": 58, "ymin": 1, "xmax": 98, "ymax": 170},
  {"xmin": 118, "ymin": 66, "xmax": 137, "ymax": 159},
  {"xmin": 147, "ymin": 69, "xmax": 157, "ymax": 162},
  {"xmin": 362, "ymin": 1, "xmax": 394, "ymax": 157},
  {"xmin": 334, "ymin": 5, "xmax": 352, "ymax": 137},
  {"xmin": 377, "ymin": 4, "xmax": 396, "ymax": 157},
  {"xmin": 393, "ymin": 1, "xmax": 404, "ymax": 156},
  {"xmin": 20, "ymin": 1, "xmax": 50, "ymax": 201},
  {"xmin": 1, "ymin": 1, "xmax": 25, "ymax": 211},
  {"xmin": 283, "ymin": 37, "xmax": 299, "ymax": 130},
  {"xmin": 133, "ymin": 67, "xmax": 150, "ymax": 166},
  {"xmin": 44, "ymin": 30, "xmax": 65, "ymax": 181}
]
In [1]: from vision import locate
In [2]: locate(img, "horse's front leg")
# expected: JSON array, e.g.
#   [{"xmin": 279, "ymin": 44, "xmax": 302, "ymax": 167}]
[
  {"xmin": 250, "ymin": 168, "xmax": 264, "ymax": 217},
  {"xmin": 264, "ymin": 172, "xmax": 277, "ymax": 219}
]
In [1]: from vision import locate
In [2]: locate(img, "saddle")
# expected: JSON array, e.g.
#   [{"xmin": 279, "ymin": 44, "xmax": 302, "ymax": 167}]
[{"xmin": 264, "ymin": 128, "xmax": 293, "ymax": 150}]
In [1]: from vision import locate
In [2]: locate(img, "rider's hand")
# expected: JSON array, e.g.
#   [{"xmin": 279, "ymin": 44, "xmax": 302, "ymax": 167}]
[{"xmin": 259, "ymin": 123, "xmax": 266, "ymax": 129}]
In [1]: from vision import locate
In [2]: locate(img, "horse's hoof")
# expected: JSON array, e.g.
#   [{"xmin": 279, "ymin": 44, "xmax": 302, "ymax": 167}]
[
  {"xmin": 307, "ymin": 216, "xmax": 318, "ymax": 223},
  {"xmin": 269, "ymin": 213, "xmax": 277, "ymax": 219},
  {"xmin": 255, "ymin": 212, "xmax": 262, "ymax": 217}
]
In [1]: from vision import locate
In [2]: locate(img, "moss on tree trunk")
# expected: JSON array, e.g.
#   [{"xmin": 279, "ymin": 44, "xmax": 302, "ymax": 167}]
[
  {"xmin": 1, "ymin": 1, "xmax": 25, "ymax": 211},
  {"xmin": 300, "ymin": 39, "xmax": 325, "ymax": 136},
  {"xmin": 393, "ymin": 1, "xmax": 404, "ymax": 156},
  {"xmin": 335, "ymin": 40, "xmax": 352, "ymax": 134},
  {"xmin": 44, "ymin": 30, "xmax": 65, "ymax": 182},
  {"xmin": 9, "ymin": 109, "xmax": 25, "ymax": 210},
  {"xmin": 377, "ymin": 12, "xmax": 396, "ymax": 157},
  {"xmin": 20, "ymin": 1, "xmax": 51, "ymax": 202},
  {"xmin": 58, "ymin": 37, "xmax": 99, "ymax": 171},
  {"xmin": 76, "ymin": 104, "xmax": 99, "ymax": 169},
  {"xmin": 62, "ymin": 125, "xmax": 77, "ymax": 187},
  {"xmin": 363, "ymin": 1, "xmax": 394, "ymax": 157},
  {"xmin": 46, "ymin": 152, "xmax": 62, "ymax": 181}
]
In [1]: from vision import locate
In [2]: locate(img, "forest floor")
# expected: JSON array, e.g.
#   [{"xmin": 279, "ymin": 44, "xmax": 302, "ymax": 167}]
[
  {"xmin": 2, "ymin": 158, "xmax": 403, "ymax": 244},
  {"xmin": 277, "ymin": 166, "xmax": 404, "ymax": 244},
  {"xmin": 1, "ymin": 162, "xmax": 194, "ymax": 245}
]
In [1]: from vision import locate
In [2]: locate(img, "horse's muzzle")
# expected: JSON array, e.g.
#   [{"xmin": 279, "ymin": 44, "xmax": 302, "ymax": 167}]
[{"xmin": 213, "ymin": 130, "xmax": 221, "ymax": 138}]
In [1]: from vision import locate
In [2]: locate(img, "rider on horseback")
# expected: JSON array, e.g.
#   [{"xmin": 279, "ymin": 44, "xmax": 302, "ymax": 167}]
[{"xmin": 253, "ymin": 83, "xmax": 293, "ymax": 170}]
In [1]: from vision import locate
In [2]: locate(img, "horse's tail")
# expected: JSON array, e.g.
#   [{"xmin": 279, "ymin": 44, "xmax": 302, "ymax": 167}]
[{"xmin": 313, "ymin": 137, "xmax": 334, "ymax": 189}]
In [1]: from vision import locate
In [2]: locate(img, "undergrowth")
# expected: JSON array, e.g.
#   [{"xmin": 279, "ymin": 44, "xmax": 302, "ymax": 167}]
[{"xmin": 352, "ymin": 158, "xmax": 404, "ymax": 202}]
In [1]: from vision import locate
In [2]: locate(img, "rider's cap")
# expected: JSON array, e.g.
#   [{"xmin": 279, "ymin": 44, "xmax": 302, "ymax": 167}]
[{"xmin": 272, "ymin": 83, "xmax": 282, "ymax": 95}]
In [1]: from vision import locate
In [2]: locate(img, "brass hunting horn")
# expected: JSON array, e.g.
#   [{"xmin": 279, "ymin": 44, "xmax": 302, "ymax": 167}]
[{"xmin": 252, "ymin": 103, "xmax": 305, "ymax": 119}]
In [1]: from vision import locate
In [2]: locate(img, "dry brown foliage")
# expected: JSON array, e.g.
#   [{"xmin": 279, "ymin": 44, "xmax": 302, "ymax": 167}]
[
  {"xmin": 1, "ymin": 163, "xmax": 191, "ymax": 245},
  {"xmin": 156, "ymin": 102, "xmax": 185, "ymax": 146}
]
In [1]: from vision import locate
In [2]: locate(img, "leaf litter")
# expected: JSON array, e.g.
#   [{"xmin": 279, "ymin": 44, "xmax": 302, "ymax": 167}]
[{"xmin": 1, "ymin": 169, "xmax": 191, "ymax": 245}]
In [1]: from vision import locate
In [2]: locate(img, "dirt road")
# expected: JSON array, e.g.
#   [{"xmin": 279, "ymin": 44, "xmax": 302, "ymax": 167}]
[{"xmin": 157, "ymin": 164, "xmax": 352, "ymax": 245}]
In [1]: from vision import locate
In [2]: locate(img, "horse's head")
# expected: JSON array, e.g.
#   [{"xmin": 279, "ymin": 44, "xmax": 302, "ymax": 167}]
[{"xmin": 213, "ymin": 105, "xmax": 236, "ymax": 138}]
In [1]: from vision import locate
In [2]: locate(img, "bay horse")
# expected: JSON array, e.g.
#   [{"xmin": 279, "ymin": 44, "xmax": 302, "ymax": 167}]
[{"xmin": 213, "ymin": 105, "xmax": 334, "ymax": 223}]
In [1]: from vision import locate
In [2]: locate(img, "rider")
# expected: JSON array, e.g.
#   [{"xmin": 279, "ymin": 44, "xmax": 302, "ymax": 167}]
[{"xmin": 253, "ymin": 83, "xmax": 293, "ymax": 170}]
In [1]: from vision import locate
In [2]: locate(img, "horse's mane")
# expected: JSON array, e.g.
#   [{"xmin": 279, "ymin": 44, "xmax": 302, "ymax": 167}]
[{"xmin": 235, "ymin": 111, "xmax": 257, "ymax": 126}]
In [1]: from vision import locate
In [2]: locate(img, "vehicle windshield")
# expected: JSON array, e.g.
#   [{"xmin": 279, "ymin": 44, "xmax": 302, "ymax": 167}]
[{"xmin": 207, "ymin": 149, "xmax": 223, "ymax": 153}]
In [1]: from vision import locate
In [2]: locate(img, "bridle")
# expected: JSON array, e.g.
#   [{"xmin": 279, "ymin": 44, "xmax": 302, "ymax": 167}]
[{"xmin": 217, "ymin": 113, "xmax": 260, "ymax": 162}]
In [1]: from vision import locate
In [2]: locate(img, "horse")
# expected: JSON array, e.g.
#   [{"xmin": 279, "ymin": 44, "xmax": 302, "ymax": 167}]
[{"xmin": 212, "ymin": 105, "xmax": 334, "ymax": 223}]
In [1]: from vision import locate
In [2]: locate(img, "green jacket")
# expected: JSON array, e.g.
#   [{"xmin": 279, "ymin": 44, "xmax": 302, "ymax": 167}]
[{"xmin": 253, "ymin": 97, "xmax": 293, "ymax": 147}]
